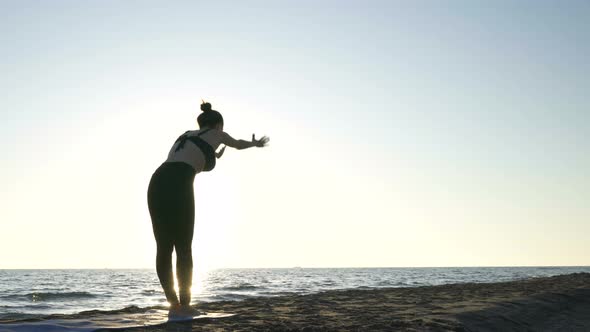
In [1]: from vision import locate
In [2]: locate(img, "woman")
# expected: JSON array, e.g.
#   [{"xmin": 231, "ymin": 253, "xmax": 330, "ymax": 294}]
[{"xmin": 147, "ymin": 101, "xmax": 269, "ymax": 313}]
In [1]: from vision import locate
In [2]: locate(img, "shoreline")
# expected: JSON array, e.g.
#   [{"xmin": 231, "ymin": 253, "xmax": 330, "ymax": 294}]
[{"xmin": 2, "ymin": 272, "xmax": 590, "ymax": 331}]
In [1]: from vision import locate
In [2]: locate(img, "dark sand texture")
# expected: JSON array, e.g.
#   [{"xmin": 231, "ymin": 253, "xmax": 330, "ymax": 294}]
[{"xmin": 120, "ymin": 272, "xmax": 590, "ymax": 331}]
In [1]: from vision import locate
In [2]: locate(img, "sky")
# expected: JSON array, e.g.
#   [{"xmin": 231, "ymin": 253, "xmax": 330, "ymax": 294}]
[{"xmin": 1, "ymin": 0, "xmax": 588, "ymax": 269}]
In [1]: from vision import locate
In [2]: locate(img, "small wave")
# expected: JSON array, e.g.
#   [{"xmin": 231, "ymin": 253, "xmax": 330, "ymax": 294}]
[
  {"xmin": 2, "ymin": 291, "xmax": 97, "ymax": 302},
  {"xmin": 214, "ymin": 293, "xmax": 255, "ymax": 301},
  {"xmin": 76, "ymin": 305, "xmax": 146, "ymax": 316},
  {"xmin": 217, "ymin": 283, "xmax": 260, "ymax": 291},
  {"xmin": 0, "ymin": 312, "xmax": 44, "ymax": 321},
  {"xmin": 141, "ymin": 289, "xmax": 159, "ymax": 295},
  {"xmin": 355, "ymin": 286, "xmax": 374, "ymax": 290},
  {"xmin": 257, "ymin": 291, "xmax": 297, "ymax": 297},
  {"xmin": 198, "ymin": 292, "xmax": 262, "ymax": 302}
]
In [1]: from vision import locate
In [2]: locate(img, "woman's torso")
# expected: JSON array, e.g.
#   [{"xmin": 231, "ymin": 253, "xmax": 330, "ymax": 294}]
[{"xmin": 165, "ymin": 128, "xmax": 225, "ymax": 173}]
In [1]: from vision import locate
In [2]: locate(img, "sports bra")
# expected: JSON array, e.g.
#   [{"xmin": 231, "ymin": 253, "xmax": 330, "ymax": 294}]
[{"xmin": 173, "ymin": 129, "xmax": 216, "ymax": 172}]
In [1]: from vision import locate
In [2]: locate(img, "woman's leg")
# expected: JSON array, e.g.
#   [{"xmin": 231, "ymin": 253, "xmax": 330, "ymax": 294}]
[
  {"xmin": 176, "ymin": 243, "xmax": 193, "ymax": 306},
  {"xmin": 155, "ymin": 238, "xmax": 179, "ymax": 305},
  {"xmin": 148, "ymin": 165, "xmax": 181, "ymax": 306},
  {"xmin": 175, "ymin": 182, "xmax": 195, "ymax": 306},
  {"xmin": 149, "ymin": 202, "xmax": 180, "ymax": 306}
]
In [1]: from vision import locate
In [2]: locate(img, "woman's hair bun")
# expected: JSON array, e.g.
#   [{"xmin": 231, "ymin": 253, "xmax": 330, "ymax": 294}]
[{"xmin": 200, "ymin": 101, "xmax": 212, "ymax": 112}]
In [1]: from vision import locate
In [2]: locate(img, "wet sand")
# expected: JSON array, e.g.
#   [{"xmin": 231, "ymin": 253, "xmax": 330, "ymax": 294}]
[
  {"xmin": 8, "ymin": 272, "xmax": 590, "ymax": 331},
  {"xmin": 141, "ymin": 272, "xmax": 590, "ymax": 331}
]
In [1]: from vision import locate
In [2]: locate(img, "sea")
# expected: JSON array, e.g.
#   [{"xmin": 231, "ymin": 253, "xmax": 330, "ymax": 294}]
[{"xmin": 1, "ymin": 267, "xmax": 589, "ymax": 322}]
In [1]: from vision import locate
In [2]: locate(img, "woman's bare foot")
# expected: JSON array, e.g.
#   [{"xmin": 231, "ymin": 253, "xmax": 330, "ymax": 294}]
[{"xmin": 169, "ymin": 304, "xmax": 202, "ymax": 317}]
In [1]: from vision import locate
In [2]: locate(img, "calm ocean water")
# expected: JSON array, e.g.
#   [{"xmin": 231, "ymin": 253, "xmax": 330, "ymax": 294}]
[{"xmin": 1, "ymin": 267, "xmax": 589, "ymax": 321}]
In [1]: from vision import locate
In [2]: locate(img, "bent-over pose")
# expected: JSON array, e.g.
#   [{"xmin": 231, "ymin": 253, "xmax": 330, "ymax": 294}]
[{"xmin": 147, "ymin": 101, "xmax": 269, "ymax": 314}]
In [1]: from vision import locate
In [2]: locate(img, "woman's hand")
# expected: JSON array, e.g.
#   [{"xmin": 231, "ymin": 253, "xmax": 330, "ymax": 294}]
[
  {"xmin": 252, "ymin": 134, "xmax": 270, "ymax": 148},
  {"xmin": 216, "ymin": 145, "xmax": 226, "ymax": 159}
]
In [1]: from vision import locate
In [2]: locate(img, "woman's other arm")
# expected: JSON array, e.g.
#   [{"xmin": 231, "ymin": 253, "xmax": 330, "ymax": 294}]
[{"xmin": 216, "ymin": 146, "xmax": 226, "ymax": 159}]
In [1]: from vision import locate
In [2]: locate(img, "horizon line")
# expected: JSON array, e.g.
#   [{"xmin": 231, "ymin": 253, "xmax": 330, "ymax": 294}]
[{"xmin": 2, "ymin": 265, "xmax": 589, "ymax": 270}]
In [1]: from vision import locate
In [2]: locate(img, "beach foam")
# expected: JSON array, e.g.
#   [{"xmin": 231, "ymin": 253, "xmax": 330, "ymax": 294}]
[{"xmin": 0, "ymin": 308, "xmax": 235, "ymax": 332}]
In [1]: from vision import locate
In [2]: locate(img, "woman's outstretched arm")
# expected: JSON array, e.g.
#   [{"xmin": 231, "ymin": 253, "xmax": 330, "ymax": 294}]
[{"xmin": 222, "ymin": 132, "xmax": 269, "ymax": 150}]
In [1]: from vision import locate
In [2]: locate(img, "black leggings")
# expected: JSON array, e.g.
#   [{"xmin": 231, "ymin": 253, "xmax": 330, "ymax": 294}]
[{"xmin": 147, "ymin": 162, "xmax": 196, "ymax": 306}]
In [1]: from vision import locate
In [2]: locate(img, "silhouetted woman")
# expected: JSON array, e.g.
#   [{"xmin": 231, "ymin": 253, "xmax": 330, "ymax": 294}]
[{"xmin": 147, "ymin": 101, "xmax": 269, "ymax": 313}]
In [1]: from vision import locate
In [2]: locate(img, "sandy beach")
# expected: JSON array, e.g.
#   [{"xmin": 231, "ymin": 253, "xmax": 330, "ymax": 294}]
[
  {"xmin": 6, "ymin": 272, "xmax": 586, "ymax": 331},
  {"xmin": 167, "ymin": 272, "xmax": 590, "ymax": 331}
]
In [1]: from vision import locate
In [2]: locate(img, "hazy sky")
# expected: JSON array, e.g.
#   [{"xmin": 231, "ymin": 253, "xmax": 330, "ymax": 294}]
[{"xmin": 1, "ymin": 1, "xmax": 588, "ymax": 269}]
